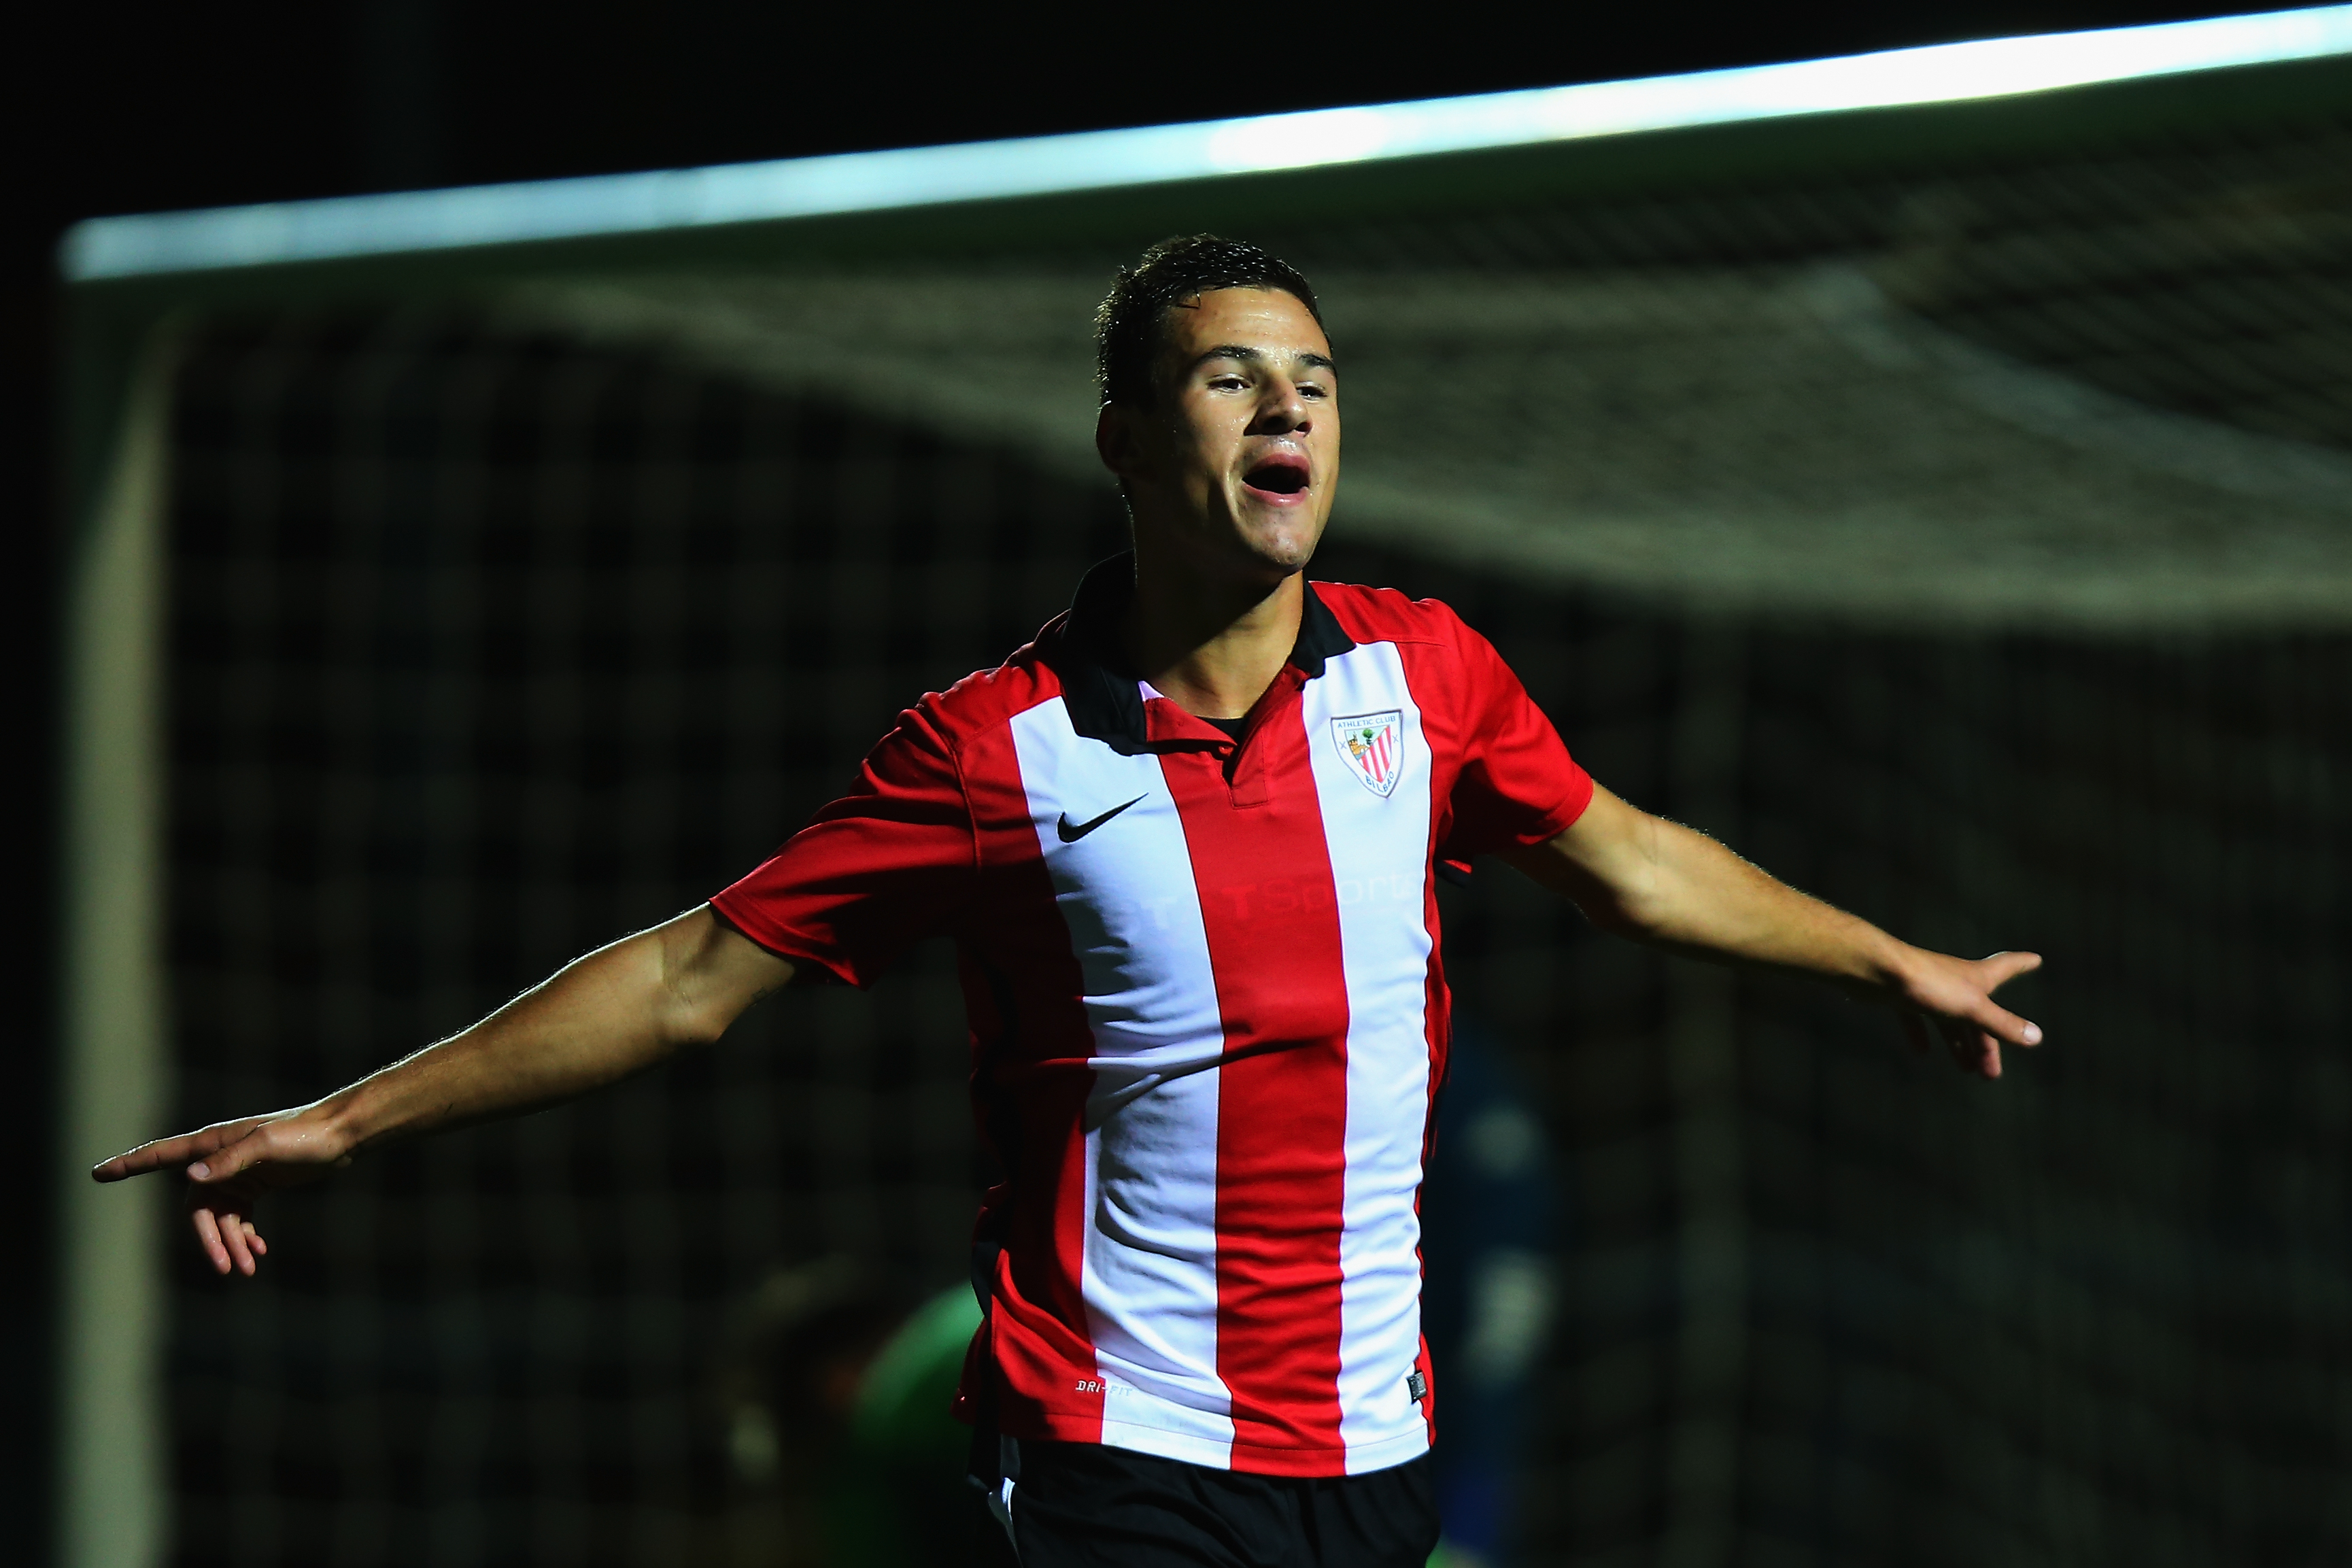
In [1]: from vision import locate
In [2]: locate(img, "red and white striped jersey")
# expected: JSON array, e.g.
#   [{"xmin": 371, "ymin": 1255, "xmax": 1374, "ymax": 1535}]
[{"xmin": 711, "ymin": 558, "xmax": 1592, "ymax": 1478}]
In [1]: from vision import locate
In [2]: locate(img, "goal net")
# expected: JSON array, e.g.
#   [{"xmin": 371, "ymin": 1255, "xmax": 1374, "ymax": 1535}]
[{"xmin": 124, "ymin": 42, "xmax": 2352, "ymax": 1568}]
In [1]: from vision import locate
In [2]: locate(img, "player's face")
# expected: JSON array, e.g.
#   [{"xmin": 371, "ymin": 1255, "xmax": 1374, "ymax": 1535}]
[{"xmin": 1102, "ymin": 288, "xmax": 1340, "ymax": 584}]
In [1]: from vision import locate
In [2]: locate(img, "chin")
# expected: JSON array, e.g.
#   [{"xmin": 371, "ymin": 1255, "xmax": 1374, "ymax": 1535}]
[
  {"xmin": 1231, "ymin": 531, "xmax": 1320, "ymax": 583},
  {"xmin": 1232, "ymin": 505, "xmax": 1327, "ymax": 571}
]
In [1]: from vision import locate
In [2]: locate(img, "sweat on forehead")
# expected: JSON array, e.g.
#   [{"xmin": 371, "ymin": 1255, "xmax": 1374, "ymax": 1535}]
[{"xmin": 1093, "ymin": 234, "xmax": 1325, "ymax": 408}]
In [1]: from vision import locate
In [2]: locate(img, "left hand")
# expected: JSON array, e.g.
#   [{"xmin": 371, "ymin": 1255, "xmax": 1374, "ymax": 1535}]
[{"xmin": 1886, "ymin": 948, "xmax": 2043, "ymax": 1079}]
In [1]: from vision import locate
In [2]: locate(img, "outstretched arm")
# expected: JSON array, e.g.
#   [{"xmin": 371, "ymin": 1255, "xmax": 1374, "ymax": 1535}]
[
  {"xmin": 92, "ymin": 905, "xmax": 796, "ymax": 1275},
  {"xmin": 1499, "ymin": 785, "xmax": 2041, "ymax": 1078}
]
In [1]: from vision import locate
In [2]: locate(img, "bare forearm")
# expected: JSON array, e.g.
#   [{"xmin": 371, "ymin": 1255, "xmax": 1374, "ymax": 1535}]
[
  {"xmin": 322, "ymin": 936, "xmax": 673, "ymax": 1151},
  {"xmin": 1505, "ymin": 786, "xmax": 2042, "ymax": 1080},
  {"xmin": 93, "ymin": 906, "xmax": 798, "ymax": 1277},
  {"xmin": 316, "ymin": 907, "xmax": 785, "ymax": 1155},
  {"xmin": 1597, "ymin": 815, "xmax": 1906, "ymax": 989},
  {"xmin": 1505, "ymin": 788, "xmax": 1911, "ymax": 995}
]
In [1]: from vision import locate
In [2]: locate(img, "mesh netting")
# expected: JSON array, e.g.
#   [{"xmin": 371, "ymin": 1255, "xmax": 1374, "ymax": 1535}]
[
  {"xmin": 166, "ymin": 319, "xmax": 1124, "ymax": 1563},
  {"xmin": 162, "ymin": 101, "xmax": 2351, "ymax": 1567}
]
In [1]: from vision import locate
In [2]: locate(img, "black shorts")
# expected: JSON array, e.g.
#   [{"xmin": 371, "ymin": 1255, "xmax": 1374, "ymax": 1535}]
[{"xmin": 974, "ymin": 1439, "xmax": 1440, "ymax": 1568}]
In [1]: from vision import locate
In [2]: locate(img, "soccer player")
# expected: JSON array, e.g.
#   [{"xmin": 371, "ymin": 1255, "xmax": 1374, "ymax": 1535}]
[{"xmin": 97, "ymin": 235, "xmax": 2043, "ymax": 1567}]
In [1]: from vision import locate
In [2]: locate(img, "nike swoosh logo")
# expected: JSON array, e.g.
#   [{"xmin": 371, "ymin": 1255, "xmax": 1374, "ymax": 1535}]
[{"xmin": 1057, "ymin": 794, "xmax": 1147, "ymax": 842}]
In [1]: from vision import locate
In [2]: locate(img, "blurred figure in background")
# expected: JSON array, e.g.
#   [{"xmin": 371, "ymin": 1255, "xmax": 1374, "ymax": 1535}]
[
  {"xmin": 1418, "ymin": 1021, "xmax": 1558, "ymax": 1568},
  {"xmin": 713, "ymin": 1260, "xmax": 982, "ymax": 1567}
]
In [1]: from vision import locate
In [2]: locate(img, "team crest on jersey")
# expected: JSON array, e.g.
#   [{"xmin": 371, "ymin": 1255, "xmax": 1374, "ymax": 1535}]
[{"xmin": 1332, "ymin": 711, "xmax": 1405, "ymax": 798}]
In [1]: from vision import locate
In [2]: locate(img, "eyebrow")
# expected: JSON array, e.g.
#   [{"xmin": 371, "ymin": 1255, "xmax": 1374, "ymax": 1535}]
[{"xmin": 1189, "ymin": 344, "xmax": 1337, "ymax": 373}]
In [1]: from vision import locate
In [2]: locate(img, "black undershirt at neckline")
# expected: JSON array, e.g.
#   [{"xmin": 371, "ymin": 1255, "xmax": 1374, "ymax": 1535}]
[{"xmin": 1200, "ymin": 714, "xmax": 1247, "ymax": 741}]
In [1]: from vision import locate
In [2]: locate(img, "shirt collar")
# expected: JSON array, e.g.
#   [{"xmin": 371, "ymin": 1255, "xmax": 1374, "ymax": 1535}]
[{"xmin": 1044, "ymin": 551, "xmax": 1355, "ymax": 755}]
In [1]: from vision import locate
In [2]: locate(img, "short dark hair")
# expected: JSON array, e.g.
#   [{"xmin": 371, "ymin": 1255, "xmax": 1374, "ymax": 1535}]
[{"xmin": 1093, "ymin": 235, "xmax": 1325, "ymax": 409}]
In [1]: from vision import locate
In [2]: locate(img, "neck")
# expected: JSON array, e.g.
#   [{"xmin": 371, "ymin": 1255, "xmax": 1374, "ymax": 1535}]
[{"xmin": 1123, "ymin": 533, "xmax": 1304, "ymax": 721}]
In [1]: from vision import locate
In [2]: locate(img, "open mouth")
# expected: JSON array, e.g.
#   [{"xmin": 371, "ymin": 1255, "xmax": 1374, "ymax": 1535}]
[{"xmin": 1243, "ymin": 453, "xmax": 1312, "ymax": 498}]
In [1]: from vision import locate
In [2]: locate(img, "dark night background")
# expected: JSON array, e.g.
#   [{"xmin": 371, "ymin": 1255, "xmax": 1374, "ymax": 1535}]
[{"xmin": 8, "ymin": 4, "xmax": 2237, "ymax": 1557}]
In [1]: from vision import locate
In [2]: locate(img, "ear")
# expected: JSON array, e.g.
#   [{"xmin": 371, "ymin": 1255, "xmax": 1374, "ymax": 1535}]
[{"xmin": 1095, "ymin": 402, "xmax": 1140, "ymax": 483}]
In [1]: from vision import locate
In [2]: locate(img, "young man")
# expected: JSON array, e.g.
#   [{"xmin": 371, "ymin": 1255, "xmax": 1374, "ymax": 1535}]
[{"xmin": 99, "ymin": 235, "xmax": 2042, "ymax": 1566}]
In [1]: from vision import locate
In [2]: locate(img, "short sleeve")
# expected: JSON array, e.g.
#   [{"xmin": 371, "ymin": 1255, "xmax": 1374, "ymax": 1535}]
[
  {"xmin": 1440, "ymin": 616, "xmax": 1594, "ymax": 859},
  {"xmin": 710, "ymin": 702, "xmax": 978, "ymax": 987}
]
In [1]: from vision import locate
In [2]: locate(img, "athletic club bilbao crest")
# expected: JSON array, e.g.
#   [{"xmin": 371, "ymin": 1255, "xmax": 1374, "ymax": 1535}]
[{"xmin": 1332, "ymin": 711, "xmax": 1405, "ymax": 798}]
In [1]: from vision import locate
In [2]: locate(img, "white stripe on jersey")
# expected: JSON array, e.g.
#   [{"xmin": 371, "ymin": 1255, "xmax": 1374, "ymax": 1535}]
[
  {"xmin": 1301, "ymin": 641, "xmax": 1438, "ymax": 1472},
  {"xmin": 1008, "ymin": 696, "xmax": 1237, "ymax": 1468}
]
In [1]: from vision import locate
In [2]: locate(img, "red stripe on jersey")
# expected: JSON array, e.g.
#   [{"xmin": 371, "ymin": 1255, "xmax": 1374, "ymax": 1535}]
[
  {"xmin": 955, "ymin": 720, "xmax": 1105, "ymax": 1443},
  {"xmin": 1161, "ymin": 706, "xmax": 1352, "ymax": 1472}
]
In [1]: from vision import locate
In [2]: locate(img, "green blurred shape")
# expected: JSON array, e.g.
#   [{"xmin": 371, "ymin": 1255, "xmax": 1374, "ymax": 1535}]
[{"xmin": 821, "ymin": 1286, "xmax": 983, "ymax": 1567}]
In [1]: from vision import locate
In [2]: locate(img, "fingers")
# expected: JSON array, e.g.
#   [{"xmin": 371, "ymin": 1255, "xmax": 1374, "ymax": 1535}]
[
  {"xmin": 190, "ymin": 1114, "xmax": 348, "ymax": 1184},
  {"xmin": 191, "ymin": 1201, "xmax": 267, "ymax": 1277},
  {"xmin": 1964, "ymin": 995, "xmax": 2042, "ymax": 1051},
  {"xmin": 188, "ymin": 1126, "xmax": 272, "ymax": 1184},
  {"xmin": 1971, "ymin": 1027, "xmax": 2002, "ymax": 1080},
  {"xmin": 121, "ymin": 1121, "xmax": 296, "ymax": 1278},
  {"xmin": 1971, "ymin": 954, "xmax": 2044, "ymax": 1047},
  {"xmin": 94, "ymin": 1129, "xmax": 216, "ymax": 1182},
  {"xmin": 1936, "ymin": 1015, "xmax": 2000, "ymax": 1080},
  {"xmin": 1979, "ymin": 951, "xmax": 2044, "ymax": 990},
  {"xmin": 1892, "ymin": 949, "xmax": 2045, "ymax": 1080},
  {"xmin": 95, "ymin": 1117, "xmax": 271, "ymax": 1182},
  {"xmin": 190, "ymin": 1206, "xmax": 233, "ymax": 1276},
  {"xmin": 218, "ymin": 1206, "xmax": 258, "ymax": 1276}
]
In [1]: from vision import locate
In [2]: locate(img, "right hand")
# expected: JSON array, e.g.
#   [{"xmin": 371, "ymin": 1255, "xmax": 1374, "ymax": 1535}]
[{"xmin": 92, "ymin": 1108, "xmax": 352, "ymax": 1277}]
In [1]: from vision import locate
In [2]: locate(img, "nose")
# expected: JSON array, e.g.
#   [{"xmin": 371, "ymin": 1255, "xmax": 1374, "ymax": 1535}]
[{"xmin": 1248, "ymin": 375, "xmax": 1310, "ymax": 437}]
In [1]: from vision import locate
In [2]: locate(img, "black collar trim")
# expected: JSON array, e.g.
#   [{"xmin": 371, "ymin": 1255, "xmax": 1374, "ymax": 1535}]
[
  {"xmin": 1044, "ymin": 552, "xmax": 1356, "ymax": 754},
  {"xmin": 1292, "ymin": 572, "xmax": 1357, "ymax": 677}
]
